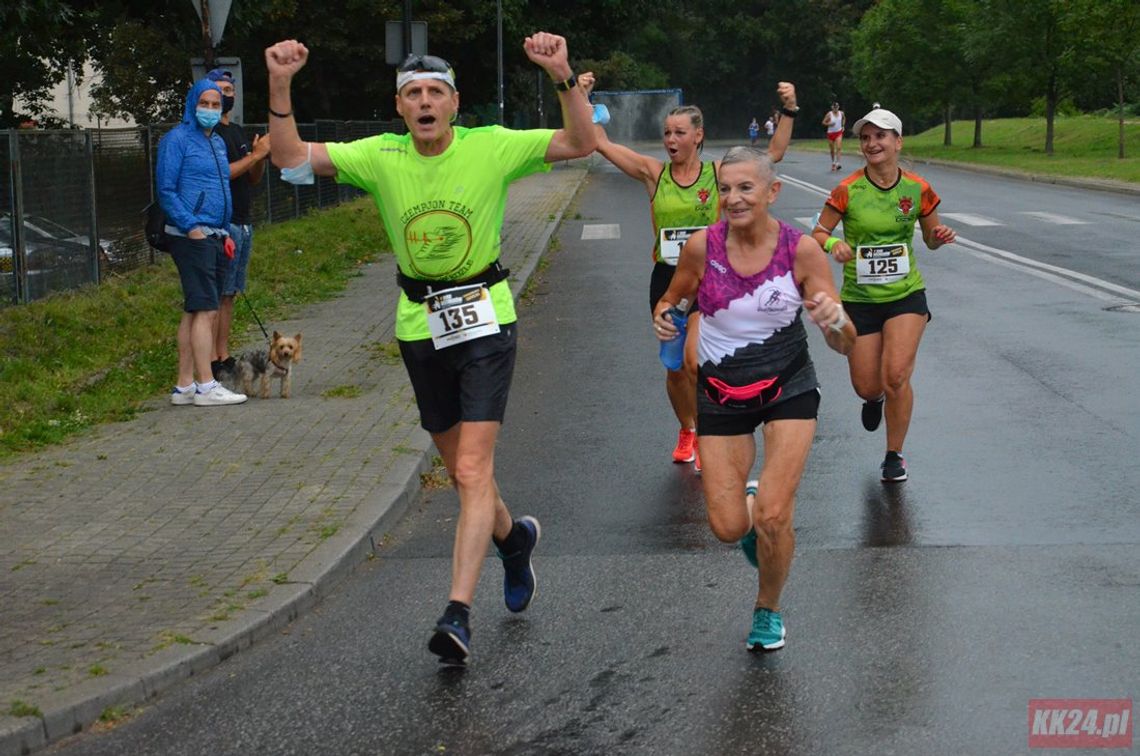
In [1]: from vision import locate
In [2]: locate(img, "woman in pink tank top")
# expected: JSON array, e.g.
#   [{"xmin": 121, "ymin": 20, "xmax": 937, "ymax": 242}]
[{"xmin": 651, "ymin": 146, "xmax": 856, "ymax": 653}]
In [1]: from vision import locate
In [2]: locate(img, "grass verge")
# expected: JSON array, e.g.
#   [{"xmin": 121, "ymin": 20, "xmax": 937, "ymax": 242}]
[
  {"xmin": 0, "ymin": 198, "xmax": 389, "ymax": 459},
  {"xmin": 789, "ymin": 115, "xmax": 1140, "ymax": 184}
]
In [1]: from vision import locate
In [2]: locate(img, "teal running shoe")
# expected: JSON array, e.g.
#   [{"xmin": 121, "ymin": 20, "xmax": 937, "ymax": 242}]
[
  {"xmin": 746, "ymin": 607, "xmax": 786, "ymax": 652},
  {"xmin": 740, "ymin": 480, "xmax": 760, "ymax": 568},
  {"xmin": 739, "ymin": 528, "xmax": 758, "ymax": 569}
]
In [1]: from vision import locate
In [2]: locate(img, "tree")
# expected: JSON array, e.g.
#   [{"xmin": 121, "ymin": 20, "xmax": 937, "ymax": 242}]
[
  {"xmin": 1067, "ymin": 0, "xmax": 1140, "ymax": 158},
  {"xmin": 88, "ymin": 18, "xmax": 199, "ymax": 124},
  {"xmin": 992, "ymin": 0, "xmax": 1081, "ymax": 155},
  {"xmin": 851, "ymin": 0, "xmax": 971, "ymax": 144},
  {"xmin": 0, "ymin": 1, "xmax": 96, "ymax": 127},
  {"xmin": 957, "ymin": 0, "xmax": 1026, "ymax": 147}
]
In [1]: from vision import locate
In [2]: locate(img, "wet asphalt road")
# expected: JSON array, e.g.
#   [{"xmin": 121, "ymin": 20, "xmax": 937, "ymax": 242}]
[{"xmin": 52, "ymin": 152, "xmax": 1140, "ymax": 755}]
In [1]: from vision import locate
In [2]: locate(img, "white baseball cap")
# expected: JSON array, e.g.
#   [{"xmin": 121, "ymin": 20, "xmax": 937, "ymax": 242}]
[{"xmin": 851, "ymin": 108, "xmax": 902, "ymax": 135}]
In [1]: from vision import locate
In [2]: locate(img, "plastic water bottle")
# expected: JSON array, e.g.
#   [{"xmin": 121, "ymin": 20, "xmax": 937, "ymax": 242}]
[
  {"xmin": 658, "ymin": 298, "xmax": 690, "ymax": 370},
  {"xmin": 591, "ymin": 103, "xmax": 611, "ymax": 125}
]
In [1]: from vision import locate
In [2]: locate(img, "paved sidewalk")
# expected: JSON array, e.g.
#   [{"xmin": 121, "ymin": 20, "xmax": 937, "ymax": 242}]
[{"xmin": 0, "ymin": 163, "xmax": 589, "ymax": 756}]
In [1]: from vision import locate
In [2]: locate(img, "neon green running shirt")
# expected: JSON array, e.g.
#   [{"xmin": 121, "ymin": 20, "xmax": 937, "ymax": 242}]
[
  {"xmin": 650, "ymin": 161, "xmax": 719, "ymax": 264},
  {"xmin": 327, "ymin": 126, "xmax": 554, "ymax": 340},
  {"xmin": 825, "ymin": 168, "xmax": 940, "ymax": 303}
]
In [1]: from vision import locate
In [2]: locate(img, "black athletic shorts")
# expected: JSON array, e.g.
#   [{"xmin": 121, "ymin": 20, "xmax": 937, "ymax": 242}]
[
  {"xmin": 698, "ymin": 388, "xmax": 821, "ymax": 437},
  {"xmin": 649, "ymin": 262, "xmax": 699, "ymax": 315},
  {"xmin": 169, "ymin": 235, "xmax": 226, "ymax": 312},
  {"xmin": 398, "ymin": 324, "xmax": 518, "ymax": 433},
  {"xmin": 843, "ymin": 289, "xmax": 932, "ymax": 336}
]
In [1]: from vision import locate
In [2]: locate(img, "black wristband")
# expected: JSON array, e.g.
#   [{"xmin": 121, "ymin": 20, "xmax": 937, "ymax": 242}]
[
  {"xmin": 553, "ymin": 74, "xmax": 577, "ymax": 92},
  {"xmin": 268, "ymin": 107, "xmax": 293, "ymax": 118},
  {"xmin": 780, "ymin": 106, "xmax": 799, "ymax": 118}
]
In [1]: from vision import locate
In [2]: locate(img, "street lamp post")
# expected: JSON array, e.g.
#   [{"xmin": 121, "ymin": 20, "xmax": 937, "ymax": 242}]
[
  {"xmin": 200, "ymin": 0, "xmax": 215, "ymax": 67},
  {"xmin": 497, "ymin": 0, "xmax": 504, "ymax": 125}
]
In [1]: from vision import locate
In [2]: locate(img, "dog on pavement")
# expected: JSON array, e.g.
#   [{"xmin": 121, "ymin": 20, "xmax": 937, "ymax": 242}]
[{"xmin": 232, "ymin": 331, "xmax": 303, "ymax": 399}]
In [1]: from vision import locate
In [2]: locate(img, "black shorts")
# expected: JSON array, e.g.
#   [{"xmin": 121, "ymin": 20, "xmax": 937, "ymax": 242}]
[
  {"xmin": 843, "ymin": 289, "xmax": 931, "ymax": 336},
  {"xmin": 649, "ymin": 262, "xmax": 698, "ymax": 314},
  {"xmin": 169, "ymin": 235, "xmax": 226, "ymax": 312},
  {"xmin": 398, "ymin": 324, "xmax": 518, "ymax": 433},
  {"xmin": 698, "ymin": 388, "xmax": 820, "ymax": 437}
]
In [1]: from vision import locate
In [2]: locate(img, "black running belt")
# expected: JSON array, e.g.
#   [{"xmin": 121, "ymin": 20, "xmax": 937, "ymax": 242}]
[
  {"xmin": 397, "ymin": 260, "xmax": 510, "ymax": 304},
  {"xmin": 699, "ymin": 348, "xmax": 808, "ymax": 410}
]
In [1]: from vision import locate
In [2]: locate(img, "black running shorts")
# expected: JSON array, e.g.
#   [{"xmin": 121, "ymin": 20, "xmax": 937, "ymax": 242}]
[
  {"xmin": 649, "ymin": 262, "xmax": 699, "ymax": 315},
  {"xmin": 843, "ymin": 289, "xmax": 931, "ymax": 336},
  {"xmin": 398, "ymin": 324, "xmax": 518, "ymax": 433},
  {"xmin": 698, "ymin": 388, "xmax": 820, "ymax": 437}
]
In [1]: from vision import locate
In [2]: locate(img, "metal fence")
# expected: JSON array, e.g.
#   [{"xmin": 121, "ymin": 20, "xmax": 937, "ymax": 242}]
[{"xmin": 0, "ymin": 119, "xmax": 404, "ymax": 306}]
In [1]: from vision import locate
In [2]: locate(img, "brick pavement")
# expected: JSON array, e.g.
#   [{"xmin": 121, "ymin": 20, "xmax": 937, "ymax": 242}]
[{"xmin": 0, "ymin": 163, "xmax": 589, "ymax": 756}]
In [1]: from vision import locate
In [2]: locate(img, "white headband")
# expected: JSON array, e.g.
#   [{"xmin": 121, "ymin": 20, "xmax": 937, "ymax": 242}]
[{"xmin": 396, "ymin": 70, "xmax": 456, "ymax": 92}]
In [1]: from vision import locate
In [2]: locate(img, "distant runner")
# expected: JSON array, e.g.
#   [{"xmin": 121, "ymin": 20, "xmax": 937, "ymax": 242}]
[{"xmin": 822, "ymin": 102, "xmax": 845, "ymax": 171}]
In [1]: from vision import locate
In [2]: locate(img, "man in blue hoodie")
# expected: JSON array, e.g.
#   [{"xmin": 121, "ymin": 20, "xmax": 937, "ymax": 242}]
[{"xmin": 157, "ymin": 79, "xmax": 247, "ymax": 407}]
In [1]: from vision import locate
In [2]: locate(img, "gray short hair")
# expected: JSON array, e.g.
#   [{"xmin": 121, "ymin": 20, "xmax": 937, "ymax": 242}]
[{"xmin": 720, "ymin": 146, "xmax": 776, "ymax": 184}]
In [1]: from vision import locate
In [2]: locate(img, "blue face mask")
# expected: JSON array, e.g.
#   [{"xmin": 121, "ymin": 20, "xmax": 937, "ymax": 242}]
[
  {"xmin": 195, "ymin": 107, "xmax": 222, "ymax": 129},
  {"xmin": 281, "ymin": 143, "xmax": 315, "ymax": 185}
]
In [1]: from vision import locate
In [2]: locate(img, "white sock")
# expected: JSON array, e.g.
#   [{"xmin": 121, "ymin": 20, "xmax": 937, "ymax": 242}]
[
  {"xmin": 197, "ymin": 380, "xmax": 218, "ymax": 393},
  {"xmin": 174, "ymin": 383, "xmax": 194, "ymax": 394}
]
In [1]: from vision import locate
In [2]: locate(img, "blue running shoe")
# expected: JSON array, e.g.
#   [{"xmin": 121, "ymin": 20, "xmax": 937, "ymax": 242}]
[
  {"xmin": 429, "ymin": 617, "xmax": 470, "ymax": 666},
  {"xmin": 746, "ymin": 607, "xmax": 786, "ymax": 652},
  {"xmin": 499, "ymin": 516, "xmax": 541, "ymax": 613}
]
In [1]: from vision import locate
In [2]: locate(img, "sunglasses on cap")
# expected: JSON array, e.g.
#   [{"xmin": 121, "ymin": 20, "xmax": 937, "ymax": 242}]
[{"xmin": 397, "ymin": 54, "xmax": 452, "ymax": 73}]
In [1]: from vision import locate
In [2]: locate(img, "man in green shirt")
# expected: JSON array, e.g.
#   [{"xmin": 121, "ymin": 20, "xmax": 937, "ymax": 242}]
[{"xmin": 265, "ymin": 33, "xmax": 594, "ymax": 666}]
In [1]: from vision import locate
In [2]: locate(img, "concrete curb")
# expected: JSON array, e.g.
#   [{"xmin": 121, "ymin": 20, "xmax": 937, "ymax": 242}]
[
  {"xmin": 905, "ymin": 156, "xmax": 1140, "ymax": 197},
  {"xmin": 0, "ymin": 167, "xmax": 589, "ymax": 756},
  {"xmin": 780, "ymin": 143, "xmax": 1140, "ymax": 198}
]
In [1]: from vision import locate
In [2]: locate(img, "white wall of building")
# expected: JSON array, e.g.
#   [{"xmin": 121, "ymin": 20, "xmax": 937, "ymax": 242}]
[{"xmin": 19, "ymin": 61, "xmax": 135, "ymax": 129}]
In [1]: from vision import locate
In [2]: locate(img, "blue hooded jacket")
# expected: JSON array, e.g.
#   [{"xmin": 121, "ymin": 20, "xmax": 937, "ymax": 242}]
[{"xmin": 156, "ymin": 79, "xmax": 232, "ymax": 235}]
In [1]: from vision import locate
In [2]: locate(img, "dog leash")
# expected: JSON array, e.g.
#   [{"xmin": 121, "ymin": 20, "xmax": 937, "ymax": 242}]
[{"xmin": 240, "ymin": 291, "xmax": 271, "ymax": 342}]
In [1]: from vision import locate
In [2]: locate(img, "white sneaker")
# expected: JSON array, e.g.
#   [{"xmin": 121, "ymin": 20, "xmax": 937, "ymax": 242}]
[
  {"xmin": 193, "ymin": 383, "xmax": 248, "ymax": 406},
  {"xmin": 170, "ymin": 387, "xmax": 196, "ymax": 406}
]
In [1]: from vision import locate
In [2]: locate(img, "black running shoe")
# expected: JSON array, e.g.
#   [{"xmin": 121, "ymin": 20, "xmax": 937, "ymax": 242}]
[
  {"xmin": 861, "ymin": 396, "xmax": 885, "ymax": 432},
  {"xmin": 429, "ymin": 617, "xmax": 471, "ymax": 666},
  {"xmin": 880, "ymin": 451, "xmax": 907, "ymax": 482}
]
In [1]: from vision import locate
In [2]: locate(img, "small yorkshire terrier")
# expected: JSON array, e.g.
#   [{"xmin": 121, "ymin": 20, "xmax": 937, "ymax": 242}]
[{"xmin": 232, "ymin": 331, "xmax": 303, "ymax": 399}]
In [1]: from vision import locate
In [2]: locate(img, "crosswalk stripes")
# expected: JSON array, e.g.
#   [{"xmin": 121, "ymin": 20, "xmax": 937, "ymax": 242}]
[
  {"xmin": 940, "ymin": 212, "xmax": 1002, "ymax": 226},
  {"xmin": 1018, "ymin": 211, "xmax": 1088, "ymax": 225}
]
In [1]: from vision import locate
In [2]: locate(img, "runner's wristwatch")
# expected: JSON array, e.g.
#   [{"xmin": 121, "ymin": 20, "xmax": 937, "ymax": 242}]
[{"xmin": 553, "ymin": 74, "xmax": 578, "ymax": 92}]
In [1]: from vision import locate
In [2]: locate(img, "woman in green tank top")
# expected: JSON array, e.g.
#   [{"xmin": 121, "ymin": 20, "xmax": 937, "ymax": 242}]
[{"xmin": 580, "ymin": 72, "xmax": 799, "ymax": 471}]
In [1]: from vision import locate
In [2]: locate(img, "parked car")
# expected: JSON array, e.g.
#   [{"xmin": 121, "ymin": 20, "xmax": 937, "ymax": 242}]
[
  {"xmin": 0, "ymin": 214, "xmax": 117, "ymax": 263},
  {"xmin": 0, "ymin": 221, "xmax": 94, "ymax": 301}
]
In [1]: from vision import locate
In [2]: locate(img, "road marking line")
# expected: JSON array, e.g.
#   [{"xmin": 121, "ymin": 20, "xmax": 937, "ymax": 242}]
[
  {"xmin": 941, "ymin": 212, "xmax": 1002, "ymax": 226},
  {"xmin": 1019, "ymin": 211, "xmax": 1088, "ymax": 225},
  {"xmin": 955, "ymin": 237, "xmax": 1140, "ymax": 300},
  {"xmin": 581, "ymin": 223, "xmax": 621, "ymax": 240}
]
